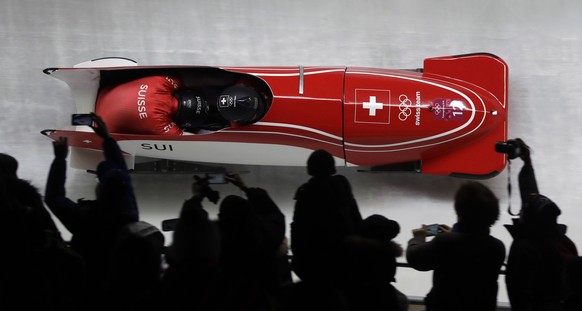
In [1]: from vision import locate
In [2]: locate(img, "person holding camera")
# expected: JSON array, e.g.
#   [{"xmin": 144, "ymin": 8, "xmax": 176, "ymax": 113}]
[
  {"xmin": 339, "ymin": 214, "xmax": 409, "ymax": 311},
  {"xmin": 214, "ymin": 173, "xmax": 288, "ymax": 311},
  {"xmin": 502, "ymin": 139, "xmax": 579, "ymax": 311},
  {"xmin": 159, "ymin": 175, "xmax": 222, "ymax": 311},
  {"xmin": 288, "ymin": 149, "xmax": 363, "ymax": 311},
  {"xmin": 0, "ymin": 153, "xmax": 85, "ymax": 310},
  {"xmin": 406, "ymin": 181, "xmax": 506, "ymax": 311},
  {"xmin": 44, "ymin": 113, "xmax": 139, "ymax": 310}
]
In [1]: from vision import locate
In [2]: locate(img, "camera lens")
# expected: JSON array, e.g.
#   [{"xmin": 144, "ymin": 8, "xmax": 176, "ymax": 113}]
[
  {"xmin": 494, "ymin": 142, "xmax": 509, "ymax": 154},
  {"xmin": 495, "ymin": 140, "xmax": 522, "ymax": 159}
]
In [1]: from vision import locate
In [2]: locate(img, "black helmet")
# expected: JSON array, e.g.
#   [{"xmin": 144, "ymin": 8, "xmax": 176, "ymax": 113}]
[
  {"xmin": 217, "ymin": 85, "xmax": 265, "ymax": 123},
  {"xmin": 173, "ymin": 90, "xmax": 208, "ymax": 129}
]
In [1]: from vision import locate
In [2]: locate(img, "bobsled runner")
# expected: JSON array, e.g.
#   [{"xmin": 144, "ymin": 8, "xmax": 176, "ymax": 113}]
[{"xmin": 41, "ymin": 53, "xmax": 509, "ymax": 178}]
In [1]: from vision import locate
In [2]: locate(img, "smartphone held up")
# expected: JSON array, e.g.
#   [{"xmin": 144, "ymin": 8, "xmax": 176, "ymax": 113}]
[
  {"xmin": 425, "ymin": 224, "xmax": 441, "ymax": 236},
  {"xmin": 71, "ymin": 113, "xmax": 94, "ymax": 126},
  {"xmin": 206, "ymin": 173, "xmax": 227, "ymax": 184}
]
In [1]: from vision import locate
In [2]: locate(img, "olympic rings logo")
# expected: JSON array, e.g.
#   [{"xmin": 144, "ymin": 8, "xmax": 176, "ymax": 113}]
[{"xmin": 398, "ymin": 94, "xmax": 412, "ymax": 121}]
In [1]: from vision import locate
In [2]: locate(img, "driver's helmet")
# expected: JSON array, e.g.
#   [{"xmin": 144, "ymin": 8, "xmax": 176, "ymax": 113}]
[
  {"xmin": 173, "ymin": 90, "xmax": 208, "ymax": 129},
  {"xmin": 217, "ymin": 85, "xmax": 265, "ymax": 123}
]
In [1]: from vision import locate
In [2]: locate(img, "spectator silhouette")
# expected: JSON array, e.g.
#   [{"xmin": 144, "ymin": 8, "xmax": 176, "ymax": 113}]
[
  {"xmin": 214, "ymin": 173, "xmax": 287, "ymax": 311},
  {"xmin": 406, "ymin": 181, "xmax": 506, "ymax": 311},
  {"xmin": 0, "ymin": 153, "xmax": 61, "ymax": 236},
  {"xmin": 340, "ymin": 214, "xmax": 409, "ymax": 311},
  {"xmin": 44, "ymin": 113, "xmax": 139, "ymax": 310},
  {"xmin": 158, "ymin": 175, "xmax": 222, "ymax": 311},
  {"xmin": 503, "ymin": 139, "xmax": 579, "ymax": 311},
  {"xmin": 288, "ymin": 149, "xmax": 363, "ymax": 311},
  {"xmin": 101, "ymin": 221, "xmax": 166, "ymax": 310},
  {"xmin": 0, "ymin": 153, "xmax": 84, "ymax": 311},
  {"xmin": 564, "ymin": 256, "xmax": 582, "ymax": 311}
]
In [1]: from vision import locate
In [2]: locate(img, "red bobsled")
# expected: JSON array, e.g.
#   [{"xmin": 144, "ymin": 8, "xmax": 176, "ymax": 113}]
[{"xmin": 42, "ymin": 53, "xmax": 509, "ymax": 178}]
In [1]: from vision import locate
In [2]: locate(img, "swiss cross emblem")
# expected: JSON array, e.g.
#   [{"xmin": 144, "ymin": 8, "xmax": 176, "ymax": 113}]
[
  {"xmin": 219, "ymin": 95, "xmax": 233, "ymax": 108},
  {"xmin": 355, "ymin": 89, "xmax": 390, "ymax": 124}
]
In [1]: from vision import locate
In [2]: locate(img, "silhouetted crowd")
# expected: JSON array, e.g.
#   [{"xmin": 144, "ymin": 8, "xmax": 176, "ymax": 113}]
[{"xmin": 1, "ymin": 116, "xmax": 581, "ymax": 311}]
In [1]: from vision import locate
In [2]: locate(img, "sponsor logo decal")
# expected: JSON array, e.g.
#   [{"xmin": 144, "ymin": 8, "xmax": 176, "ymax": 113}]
[
  {"xmin": 415, "ymin": 91, "xmax": 421, "ymax": 126},
  {"xmin": 162, "ymin": 122, "xmax": 177, "ymax": 133},
  {"xmin": 136, "ymin": 84, "xmax": 148, "ymax": 119},
  {"xmin": 432, "ymin": 99, "xmax": 466, "ymax": 121},
  {"xmin": 165, "ymin": 76, "xmax": 179, "ymax": 89},
  {"xmin": 397, "ymin": 93, "xmax": 422, "ymax": 126},
  {"xmin": 355, "ymin": 89, "xmax": 390, "ymax": 124},
  {"xmin": 219, "ymin": 95, "xmax": 235, "ymax": 108},
  {"xmin": 397, "ymin": 94, "xmax": 412, "ymax": 121},
  {"xmin": 141, "ymin": 143, "xmax": 174, "ymax": 151}
]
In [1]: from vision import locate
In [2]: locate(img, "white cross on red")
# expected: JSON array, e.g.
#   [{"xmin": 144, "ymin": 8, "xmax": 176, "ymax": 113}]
[{"xmin": 363, "ymin": 96, "xmax": 383, "ymax": 116}]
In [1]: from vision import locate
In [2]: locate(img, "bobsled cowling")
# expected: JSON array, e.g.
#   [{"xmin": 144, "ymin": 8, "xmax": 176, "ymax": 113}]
[{"xmin": 42, "ymin": 53, "xmax": 508, "ymax": 178}]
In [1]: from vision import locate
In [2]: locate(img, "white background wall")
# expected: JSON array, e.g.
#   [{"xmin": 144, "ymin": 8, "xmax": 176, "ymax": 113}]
[{"xmin": 2, "ymin": 0, "xmax": 581, "ymax": 304}]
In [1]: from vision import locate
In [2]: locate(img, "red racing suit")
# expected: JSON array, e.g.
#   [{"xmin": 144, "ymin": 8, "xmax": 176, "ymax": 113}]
[{"xmin": 95, "ymin": 75, "xmax": 185, "ymax": 135}]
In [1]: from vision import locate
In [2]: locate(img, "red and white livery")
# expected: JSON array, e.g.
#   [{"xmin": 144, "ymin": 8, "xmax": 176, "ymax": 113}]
[{"xmin": 42, "ymin": 53, "xmax": 509, "ymax": 178}]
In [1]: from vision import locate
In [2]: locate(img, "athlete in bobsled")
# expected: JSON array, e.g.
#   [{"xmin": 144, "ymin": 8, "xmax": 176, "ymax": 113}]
[{"xmin": 95, "ymin": 75, "xmax": 267, "ymax": 135}]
